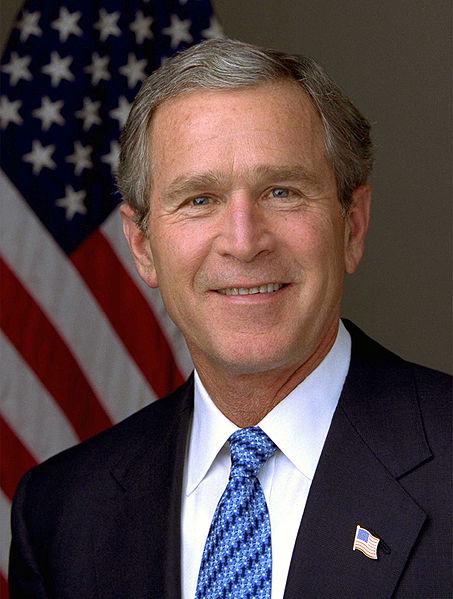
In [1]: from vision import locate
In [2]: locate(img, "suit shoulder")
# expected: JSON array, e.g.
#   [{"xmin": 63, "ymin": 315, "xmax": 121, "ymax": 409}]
[
  {"xmin": 409, "ymin": 361, "xmax": 452, "ymax": 396},
  {"xmin": 409, "ymin": 362, "xmax": 452, "ymax": 446},
  {"xmin": 14, "ymin": 377, "xmax": 193, "ymax": 501},
  {"xmin": 343, "ymin": 319, "xmax": 451, "ymax": 444},
  {"xmin": 345, "ymin": 319, "xmax": 451, "ymax": 389}
]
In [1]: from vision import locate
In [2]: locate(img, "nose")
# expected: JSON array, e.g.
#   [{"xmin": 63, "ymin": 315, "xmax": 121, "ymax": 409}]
[{"xmin": 215, "ymin": 193, "xmax": 273, "ymax": 262}]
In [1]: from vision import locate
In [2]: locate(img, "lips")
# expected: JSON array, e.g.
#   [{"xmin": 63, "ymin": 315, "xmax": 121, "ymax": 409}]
[{"xmin": 217, "ymin": 283, "xmax": 284, "ymax": 296}]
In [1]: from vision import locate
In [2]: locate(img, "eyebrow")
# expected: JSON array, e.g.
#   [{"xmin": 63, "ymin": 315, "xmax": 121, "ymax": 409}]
[
  {"xmin": 164, "ymin": 164, "xmax": 319, "ymax": 202},
  {"xmin": 165, "ymin": 171, "xmax": 224, "ymax": 202}
]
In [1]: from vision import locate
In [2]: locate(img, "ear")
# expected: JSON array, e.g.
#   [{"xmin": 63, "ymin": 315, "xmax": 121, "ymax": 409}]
[
  {"xmin": 344, "ymin": 184, "xmax": 372, "ymax": 274},
  {"xmin": 119, "ymin": 203, "xmax": 159, "ymax": 288}
]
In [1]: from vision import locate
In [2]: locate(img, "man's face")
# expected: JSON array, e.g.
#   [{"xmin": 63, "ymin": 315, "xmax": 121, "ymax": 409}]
[{"xmin": 123, "ymin": 81, "xmax": 370, "ymax": 376}]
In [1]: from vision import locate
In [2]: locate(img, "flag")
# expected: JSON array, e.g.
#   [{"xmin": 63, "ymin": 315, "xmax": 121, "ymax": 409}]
[
  {"xmin": 353, "ymin": 525, "xmax": 380, "ymax": 559},
  {"xmin": 0, "ymin": 0, "xmax": 222, "ymax": 588}
]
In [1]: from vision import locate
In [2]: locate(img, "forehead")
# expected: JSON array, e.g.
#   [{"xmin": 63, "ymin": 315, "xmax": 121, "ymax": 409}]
[{"xmin": 148, "ymin": 81, "xmax": 328, "ymax": 183}]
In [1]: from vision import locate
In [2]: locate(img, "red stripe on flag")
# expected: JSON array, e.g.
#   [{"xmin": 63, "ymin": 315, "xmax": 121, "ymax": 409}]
[
  {"xmin": 0, "ymin": 572, "xmax": 9, "ymax": 599},
  {"xmin": 1, "ymin": 259, "xmax": 112, "ymax": 440},
  {"xmin": 71, "ymin": 230, "xmax": 184, "ymax": 397},
  {"xmin": 0, "ymin": 416, "xmax": 37, "ymax": 501}
]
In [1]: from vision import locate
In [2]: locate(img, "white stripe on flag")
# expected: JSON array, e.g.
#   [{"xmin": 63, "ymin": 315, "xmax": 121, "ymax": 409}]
[
  {"xmin": 102, "ymin": 207, "xmax": 193, "ymax": 377},
  {"xmin": 0, "ymin": 488, "xmax": 11, "ymax": 579},
  {"xmin": 0, "ymin": 332, "xmax": 79, "ymax": 462},
  {"xmin": 1, "ymin": 171, "xmax": 157, "ymax": 422}
]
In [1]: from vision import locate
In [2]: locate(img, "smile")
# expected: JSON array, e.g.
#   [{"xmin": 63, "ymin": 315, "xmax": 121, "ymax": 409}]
[{"xmin": 217, "ymin": 283, "xmax": 284, "ymax": 296}]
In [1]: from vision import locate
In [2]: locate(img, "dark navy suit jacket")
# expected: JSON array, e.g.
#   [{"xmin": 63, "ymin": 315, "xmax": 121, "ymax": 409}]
[{"xmin": 9, "ymin": 322, "xmax": 452, "ymax": 598}]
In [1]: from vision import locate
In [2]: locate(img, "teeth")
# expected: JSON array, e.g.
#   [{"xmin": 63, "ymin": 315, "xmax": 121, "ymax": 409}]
[
  {"xmin": 219, "ymin": 283, "xmax": 283, "ymax": 296},
  {"xmin": 239, "ymin": 287, "xmax": 259, "ymax": 295}
]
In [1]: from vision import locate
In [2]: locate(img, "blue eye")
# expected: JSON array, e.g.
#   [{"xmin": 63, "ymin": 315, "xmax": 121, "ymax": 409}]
[
  {"xmin": 272, "ymin": 188, "xmax": 289, "ymax": 199},
  {"xmin": 192, "ymin": 196, "xmax": 210, "ymax": 206}
]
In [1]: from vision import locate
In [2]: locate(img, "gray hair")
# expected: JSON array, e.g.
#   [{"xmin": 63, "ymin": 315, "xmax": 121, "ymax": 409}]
[{"xmin": 118, "ymin": 38, "xmax": 373, "ymax": 229}]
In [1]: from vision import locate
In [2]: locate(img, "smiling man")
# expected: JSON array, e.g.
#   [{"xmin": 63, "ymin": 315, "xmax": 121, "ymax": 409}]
[
  {"xmin": 122, "ymin": 80, "xmax": 369, "ymax": 427},
  {"xmin": 10, "ymin": 40, "xmax": 451, "ymax": 599}
]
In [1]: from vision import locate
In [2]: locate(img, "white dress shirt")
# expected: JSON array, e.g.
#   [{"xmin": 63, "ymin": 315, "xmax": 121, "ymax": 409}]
[{"xmin": 181, "ymin": 320, "xmax": 351, "ymax": 599}]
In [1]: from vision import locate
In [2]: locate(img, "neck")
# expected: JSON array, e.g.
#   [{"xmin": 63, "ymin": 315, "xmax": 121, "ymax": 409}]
[{"xmin": 194, "ymin": 319, "xmax": 340, "ymax": 427}]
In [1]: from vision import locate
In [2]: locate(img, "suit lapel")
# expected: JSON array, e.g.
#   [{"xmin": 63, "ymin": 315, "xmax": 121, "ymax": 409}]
[
  {"xmin": 93, "ymin": 378, "xmax": 194, "ymax": 599},
  {"xmin": 283, "ymin": 409, "xmax": 427, "ymax": 598},
  {"xmin": 284, "ymin": 322, "xmax": 432, "ymax": 599},
  {"xmin": 89, "ymin": 323, "xmax": 433, "ymax": 598}
]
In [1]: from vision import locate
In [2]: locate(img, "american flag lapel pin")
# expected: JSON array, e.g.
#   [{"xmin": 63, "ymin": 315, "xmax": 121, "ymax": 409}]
[{"xmin": 353, "ymin": 524, "xmax": 380, "ymax": 559}]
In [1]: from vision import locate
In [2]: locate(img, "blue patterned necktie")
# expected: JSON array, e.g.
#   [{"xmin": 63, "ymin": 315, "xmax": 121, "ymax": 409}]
[{"xmin": 195, "ymin": 427, "xmax": 277, "ymax": 599}]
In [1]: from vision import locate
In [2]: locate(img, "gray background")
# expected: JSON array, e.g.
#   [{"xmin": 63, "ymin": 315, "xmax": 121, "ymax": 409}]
[{"xmin": 2, "ymin": 1, "xmax": 451, "ymax": 374}]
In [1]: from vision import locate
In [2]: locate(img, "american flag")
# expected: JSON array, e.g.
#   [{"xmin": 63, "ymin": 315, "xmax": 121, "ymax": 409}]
[
  {"xmin": 353, "ymin": 525, "xmax": 380, "ymax": 560},
  {"xmin": 0, "ymin": 0, "xmax": 222, "ymax": 591}
]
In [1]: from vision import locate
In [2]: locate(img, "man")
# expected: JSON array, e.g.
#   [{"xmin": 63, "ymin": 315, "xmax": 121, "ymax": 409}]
[{"xmin": 10, "ymin": 39, "xmax": 451, "ymax": 598}]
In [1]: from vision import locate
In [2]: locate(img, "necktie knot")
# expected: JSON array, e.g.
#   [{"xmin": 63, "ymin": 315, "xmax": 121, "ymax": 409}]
[{"xmin": 228, "ymin": 427, "xmax": 277, "ymax": 479}]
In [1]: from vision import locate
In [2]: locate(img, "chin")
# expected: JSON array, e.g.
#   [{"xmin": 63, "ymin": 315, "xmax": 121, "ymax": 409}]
[{"xmin": 209, "ymin": 340, "xmax": 301, "ymax": 376}]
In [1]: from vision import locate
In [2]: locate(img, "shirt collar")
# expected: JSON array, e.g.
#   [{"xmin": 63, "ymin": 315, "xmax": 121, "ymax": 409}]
[{"xmin": 185, "ymin": 320, "xmax": 351, "ymax": 495}]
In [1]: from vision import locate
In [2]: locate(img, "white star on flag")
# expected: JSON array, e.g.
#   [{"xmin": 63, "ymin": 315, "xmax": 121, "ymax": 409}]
[
  {"xmin": 42, "ymin": 52, "xmax": 74, "ymax": 87},
  {"xmin": 162, "ymin": 14, "xmax": 193, "ymax": 49},
  {"xmin": 32, "ymin": 96, "xmax": 65, "ymax": 131},
  {"xmin": 101, "ymin": 141, "xmax": 120, "ymax": 173},
  {"xmin": 130, "ymin": 11, "xmax": 154, "ymax": 44},
  {"xmin": 66, "ymin": 141, "xmax": 93, "ymax": 175},
  {"xmin": 84, "ymin": 53, "xmax": 110, "ymax": 85},
  {"xmin": 51, "ymin": 7, "xmax": 82, "ymax": 43},
  {"xmin": 75, "ymin": 97, "xmax": 102, "ymax": 131},
  {"xmin": 23, "ymin": 140, "xmax": 56, "ymax": 175},
  {"xmin": 94, "ymin": 9, "xmax": 121, "ymax": 42},
  {"xmin": 1, "ymin": 52, "xmax": 32, "ymax": 86},
  {"xmin": 109, "ymin": 96, "xmax": 132, "ymax": 129},
  {"xmin": 0, "ymin": 96, "xmax": 23, "ymax": 128},
  {"xmin": 56, "ymin": 185, "xmax": 87, "ymax": 220},
  {"xmin": 119, "ymin": 54, "xmax": 147, "ymax": 89},
  {"xmin": 16, "ymin": 10, "xmax": 42, "ymax": 42},
  {"xmin": 202, "ymin": 17, "xmax": 224, "ymax": 39}
]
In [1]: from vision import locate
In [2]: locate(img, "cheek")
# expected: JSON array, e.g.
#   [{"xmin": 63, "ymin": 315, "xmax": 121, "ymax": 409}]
[
  {"xmin": 152, "ymin": 230, "xmax": 206, "ymax": 292},
  {"xmin": 283, "ymin": 213, "xmax": 345, "ymax": 267},
  {"xmin": 315, "ymin": 212, "xmax": 346, "ymax": 262}
]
